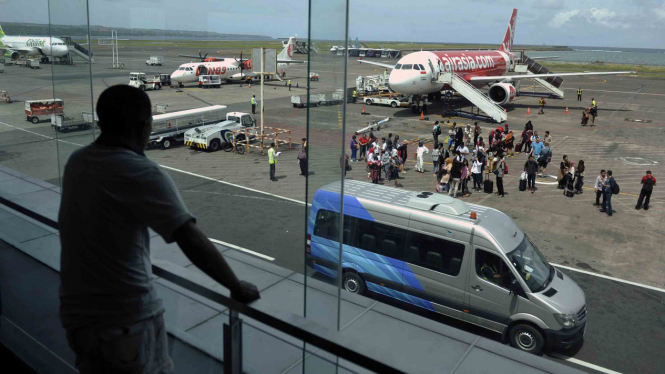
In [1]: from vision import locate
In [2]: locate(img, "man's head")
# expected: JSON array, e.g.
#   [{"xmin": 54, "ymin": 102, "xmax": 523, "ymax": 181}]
[
  {"xmin": 601, "ymin": 169, "xmax": 606, "ymax": 177},
  {"xmin": 253, "ymin": 95, "xmax": 255, "ymax": 98},
  {"xmin": 607, "ymin": 170, "xmax": 613, "ymax": 176},
  {"xmin": 302, "ymin": 137, "xmax": 307, "ymax": 143},
  {"xmin": 529, "ymin": 155, "xmax": 534, "ymax": 161},
  {"xmin": 435, "ymin": 121, "xmax": 439, "ymax": 125},
  {"xmin": 544, "ymin": 142, "xmax": 550, "ymax": 147},
  {"xmin": 646, "ymin": 170, "xmax": 652, "ymax": 175},
  {"xmin": 546, "ymin": 131, "xmax": 550, "ymax": 135},
  {"xmin": 534, "ymin": 131, "xmax": 539, "ymax": 136},
  {"xmin": 97, "ymin": 85, "xmax": 152, "ymax": 148},
  {"xmin": 270, "ymin": 142, "xmax": 275, "ymax": 148}
]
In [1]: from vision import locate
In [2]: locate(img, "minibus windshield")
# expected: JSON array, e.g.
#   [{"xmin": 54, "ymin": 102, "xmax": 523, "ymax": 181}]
[{"xmin": 507, "ymin": 236, "xmax": 552, "ymax": 293}]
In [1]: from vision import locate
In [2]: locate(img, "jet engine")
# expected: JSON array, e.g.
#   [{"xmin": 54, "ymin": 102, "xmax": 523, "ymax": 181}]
[
  {"xmin": 8, "ymin": 50, "xmax": 20, "ymax": 61},
  {"xmin": 488, "ymin": 83, "xmax": 516, "ymax": 105}
]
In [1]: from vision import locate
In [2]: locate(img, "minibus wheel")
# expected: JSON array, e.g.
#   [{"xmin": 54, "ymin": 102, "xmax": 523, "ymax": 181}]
[
  {"xmin": 509, "ymin": 324, "xmax": 544, "ymax": 355},
  {"xmin": 343, "ymin": 272, "xmax": 366, "ymax": 295}
]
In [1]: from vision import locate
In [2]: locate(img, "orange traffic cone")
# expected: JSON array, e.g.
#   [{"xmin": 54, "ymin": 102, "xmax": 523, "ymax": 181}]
[
  {"xmin": 565, "ymin": 107, "xmax": 569, "ymax": 114},
  {"xmin": 248, "ymin": 82, "xmax": 251, "ymax": 88},
  {"xmin": 420, "ymin": 111, "xmax": 424, "ymax": 120},
  {"xmin": 362, "ymin": 106, "xmax": 366, "ymax": 114},
  {"xmin": 527, "ymin": 107, "xmax": 531, "ymax": 115}
]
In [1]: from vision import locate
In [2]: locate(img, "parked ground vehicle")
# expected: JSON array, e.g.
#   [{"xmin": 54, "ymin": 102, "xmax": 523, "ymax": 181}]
[
  {"xmin": 25, "ymin": 99, "xmax": 64, "ymax": 123},
  {"xmin": 147, "ymin": 105, "xmax": 227, "ymax": 149},
  {"xmin": 128, "ymin": 72, "xmax": 163, "ymax": 91},
  {"xmin": 184, "ymin": 112, "xmax": 256, "ymax": 152},
  {"xmin": 198, "ymin": 75, "xmax": 222, "ymax": 88},
  {"xmin": 28, "ymin": 59, "xmax": 40, "ymax": 69},
  {"xmin": 158, "ymin": 73, "xmax": 172, "ymax": 87},
  {"xmin": 307, "ymin": 180, "xmax": 587, "ymax": 356},
  {"xmin": 309, "ymin": 72, "xmax": 319, "ymax": 81},
  {"xmin": 145, "ymin": 56, "xmax": 164, "ymax": 66},
  {"xmin": 364, "ymin": 95, "xmax": 430, "ymax": 111},
  {"xmin": 50, "ymin": 112, "xmax": 97, "ymax": 132},
  {"xmin": 291, "ymin": 90, "xmax": 344, "ymax": 108}
]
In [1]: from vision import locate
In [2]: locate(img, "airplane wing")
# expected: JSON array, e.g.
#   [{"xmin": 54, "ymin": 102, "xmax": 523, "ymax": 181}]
[
  {"xmin": 278, "ymin": 59, "xmax": 305, "ymax": 64},
  {"xmin": 528, "ymin": 56, "xmax": 558, "ymax": 60},
  {"xmin": 358, "ymin": 60, "xmax": 396, "ymax": 69},
  {"xmin": 177, "ymin": 54, "xmax": 212, "ymax": 59},
  {"xmin": 0, "ymin": 46, "xmax": 33, "ymax": 53},
  {"xmin": 469, "ymin": 71, "xmax": 635, "ymax": 82}
]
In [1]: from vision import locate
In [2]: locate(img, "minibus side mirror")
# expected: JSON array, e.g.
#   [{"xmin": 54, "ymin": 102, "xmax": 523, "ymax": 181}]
[{"xmin": 509, "ymin": 279, "xmax": 523, "ymax": 296}]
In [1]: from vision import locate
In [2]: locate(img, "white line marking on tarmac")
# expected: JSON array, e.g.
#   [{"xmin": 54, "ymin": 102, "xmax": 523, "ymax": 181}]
[
  {"xmin": 0, "ymin": 121, "xmax": 83, "ymax": 147},
  {"xmin": 159, "ymin": 165, "xmax": 307, "ymax": 206},
  {"xmin": 562, "ymin": 88, "xmax": 665, "ymax": 97},
  {"xmin": 550, "ymin": 353, "xmax": 623, "ymax": 374},
  {"xmin": 208, "ymin": 238, "xmax": 275, "ymax": 261},
  {"xmin": 552, "ymin": 263, "xmax": 665, "ymax": 294}
]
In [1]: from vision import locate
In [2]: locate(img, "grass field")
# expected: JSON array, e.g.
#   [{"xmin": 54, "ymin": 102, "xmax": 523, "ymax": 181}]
[{"xmin": 79, "ymin": 38, "xmax": 569, "ymax": 52}]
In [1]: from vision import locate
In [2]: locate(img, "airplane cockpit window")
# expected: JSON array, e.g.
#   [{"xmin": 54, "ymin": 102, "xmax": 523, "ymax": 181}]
[
  {"xmin": 402, "ymin": 64, "xmax": 413, "ymax": 70},
  {"xmin": 395, "ymin": 64, "xmax": 402, "ymax": 69},
  {"xmin": 414, "ymin": 65, "xmax": 420, "ymax": 70},
  {"xmin": 419, "ymin": 64, "xmax": 425, "ymax": 70},
  {"xmin": 178, "ymin": 67, "xmax": 185, "ymax": 71}
]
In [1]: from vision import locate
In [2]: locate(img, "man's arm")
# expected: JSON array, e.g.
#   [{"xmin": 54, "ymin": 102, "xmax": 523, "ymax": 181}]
[{"xmin": 173, "ymin": 221, "xmax": 260, "ymax": 303}]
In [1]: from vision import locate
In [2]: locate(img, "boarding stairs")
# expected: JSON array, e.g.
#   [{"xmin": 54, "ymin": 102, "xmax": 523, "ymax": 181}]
[
  {"xmin": 61, "ymin": 36, "xmax": 94, "ymax": 63},
  {"xmin": 436, "ymin": 72, "xmax": 507, "ymax": 123},
  {"xmin": 516, "ymin": 57, "xmax": 564, "ymax": 98}
]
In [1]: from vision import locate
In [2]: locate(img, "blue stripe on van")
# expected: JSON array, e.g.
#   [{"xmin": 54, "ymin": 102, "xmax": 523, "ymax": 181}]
[
  {"xmin": 366, "ymin": 282, "xmax": 403, "ymax": 300},
  {"xmin": 401, "ymin": 266, "xmax": 426, "ymax": 292},
  {"xmin": 309, "ymin": 189, "xmax": 434, "ymax": 311}
]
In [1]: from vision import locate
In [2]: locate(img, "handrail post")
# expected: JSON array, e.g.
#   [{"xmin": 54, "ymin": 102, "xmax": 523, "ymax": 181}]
[{"xmin": 224, "ymin": 309, "xmax": 243, "ymax": 374}]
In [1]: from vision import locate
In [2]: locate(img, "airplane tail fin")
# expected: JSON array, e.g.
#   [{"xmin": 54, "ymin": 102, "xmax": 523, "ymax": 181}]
[
  {"xmin": 278, "ymin": 36, "xmax": 296, "ymax": 60},
  {"xmin": 0, "ymin": 24, "xmax": 5, "ymax": 38},
  {"xmin": 499, "ymin": 9, "xmax": 517, "ymax": 53}
]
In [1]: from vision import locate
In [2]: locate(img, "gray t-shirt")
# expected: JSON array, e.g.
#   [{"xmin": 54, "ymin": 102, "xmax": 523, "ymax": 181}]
[{"xmin": 59, "ymin": 139, "xmax": 194, "ymax": 331}]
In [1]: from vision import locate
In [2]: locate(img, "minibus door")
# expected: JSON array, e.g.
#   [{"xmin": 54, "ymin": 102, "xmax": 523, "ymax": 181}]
[{"xmin": 467, "ymin": 247, "xmax": 520, "ymax": 333}]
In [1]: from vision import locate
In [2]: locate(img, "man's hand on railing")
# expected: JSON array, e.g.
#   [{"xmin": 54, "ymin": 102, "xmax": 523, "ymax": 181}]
[{"xmin": 232, "ymin": 280, "xmax": 261, "ymax": 303}]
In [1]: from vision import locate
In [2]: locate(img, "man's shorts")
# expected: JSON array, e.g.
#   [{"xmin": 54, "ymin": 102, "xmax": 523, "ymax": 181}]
[
  {"xmin": 539, "ymin": 160, "xmax": 549, "ymax": 169},
  {"xmin": 67, "ymin": 313, "xmax": 173, "ymax": 374},
  {"xmin": 448, "ymin": 138, "xmax": 454, "ymax": 146}
]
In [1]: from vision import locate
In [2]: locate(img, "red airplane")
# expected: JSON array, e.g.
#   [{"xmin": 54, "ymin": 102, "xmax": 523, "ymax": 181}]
[{"xmin": 360, "ymin": 9, "xmax": 633, "ymax": 105}]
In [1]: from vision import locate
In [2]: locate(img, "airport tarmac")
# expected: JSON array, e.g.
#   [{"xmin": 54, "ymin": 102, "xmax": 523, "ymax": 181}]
[{"xmin": 0, "ymin": 46, "xmax": 664, "ymax": 373}]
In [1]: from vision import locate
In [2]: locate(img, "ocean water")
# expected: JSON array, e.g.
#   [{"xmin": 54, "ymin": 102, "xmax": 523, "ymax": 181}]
[{"xmin": 526, "ymin": 46, "xmax": 665, "ymax": 66}]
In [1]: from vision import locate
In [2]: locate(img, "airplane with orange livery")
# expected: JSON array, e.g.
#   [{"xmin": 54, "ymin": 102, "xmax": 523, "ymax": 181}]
[{"xmin": 170, "ymin": 36, "xmax": 303, "ymax": 87}]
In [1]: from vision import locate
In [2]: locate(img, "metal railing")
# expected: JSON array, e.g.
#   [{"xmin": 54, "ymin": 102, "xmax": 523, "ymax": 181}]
[{"xmin": 0, "ymin": 198, "xmax": 404, "ymax": 374}]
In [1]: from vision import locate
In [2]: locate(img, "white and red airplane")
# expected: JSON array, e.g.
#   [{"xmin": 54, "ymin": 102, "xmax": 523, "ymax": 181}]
[
  {"xmin": 360, "ymin": 9, "xmax": 633, "ymax": 105},
  {"xmin": 170, "ymin": 36, "xmax": 303, "ymax": 87}
]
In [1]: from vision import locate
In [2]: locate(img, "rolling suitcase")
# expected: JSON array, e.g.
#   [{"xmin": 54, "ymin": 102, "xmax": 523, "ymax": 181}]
[
  {"xmin": 515, "ymin": 143, "xmax": 522, "ymax": 153},
  {"xmin": 484, "ymin": 172, "xmax": 494, "ymax": 194},
  {"xmin": 519, "ymin": 179, "xmax": 527, "ymax": 191}
]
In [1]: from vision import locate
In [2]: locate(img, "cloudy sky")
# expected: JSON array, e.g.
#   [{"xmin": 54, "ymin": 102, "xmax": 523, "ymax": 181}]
[{"xmin": 1, "ymin": 0, "xmax": 664, "ymax": 48}]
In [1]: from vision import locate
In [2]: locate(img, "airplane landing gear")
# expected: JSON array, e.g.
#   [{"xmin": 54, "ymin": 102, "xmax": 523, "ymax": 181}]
[{"xmin": 179, "ymin": 82, "xmax": 184, "ymax": 88}]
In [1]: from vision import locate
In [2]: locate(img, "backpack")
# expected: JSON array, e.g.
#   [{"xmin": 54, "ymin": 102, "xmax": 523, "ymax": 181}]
[
  {"xmin": 611, "ymin": 180, "xmax": 620, "ymax": 195},
  {"xmin": 643, "ymin": 176, "xmax": 654, "ymax": 192}
]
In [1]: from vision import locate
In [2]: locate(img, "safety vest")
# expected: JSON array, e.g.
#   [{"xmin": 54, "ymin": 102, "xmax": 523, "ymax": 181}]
[
  {"xmin": 481, "ymin": 263, "xmax": 498, "ymax": 281},
  {"xmin": 251, "ymin": 97, "xmax": 256, "ymax": 105},
  {"xmin": 592, "ymin": 100, "xmax": 597, "ymax": 108},
  {"xmin": 288, "ymin": 80, "xmax": 291, "ymax": 85},
  {"xmin": 268, "ymin": 148, "xmax": 275, "ymax": 164},
  {"xmin": 352, "ymin": 90, "xmax": 357, "ymax": 97},
  {"xmin": 578, "ymin": 89, "xmax": 582, "ymax": 95},
  {"xmin": 539, "ymin": 99, "xmax": 544, "ymax": 106}
]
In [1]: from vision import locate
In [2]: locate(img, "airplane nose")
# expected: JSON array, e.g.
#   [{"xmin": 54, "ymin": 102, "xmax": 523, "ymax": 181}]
[
  {"xmin": 171, "ymin": 72, "xmax": 181, "ymax": 82},
  {"xmin": 389, "ymin": 70, "xmax": 415, "ymax": 94}
]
